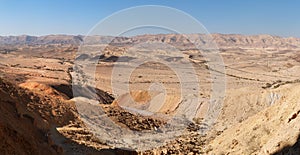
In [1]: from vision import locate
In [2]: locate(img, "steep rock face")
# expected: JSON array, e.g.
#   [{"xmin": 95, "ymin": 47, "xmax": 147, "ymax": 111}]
[
  {"xmin": 0, "ymin": 78, "xmax": 59, "ymax": 154},
  {"xmin": 206, "ymin": 84, "xmax": 300, "ymax": 155},
  {"xmin": 0, "ymin": 77, "xmax": 138, "ymax": 155},
  {"xmin": 1, "ymin": 33, "xmax": 300, "ymax": 154}
]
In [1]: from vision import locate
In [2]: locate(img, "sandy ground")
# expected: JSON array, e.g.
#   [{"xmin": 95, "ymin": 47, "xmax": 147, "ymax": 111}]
[{"xmin": 0, "ymin": 34, "xmax": 300, "ymax": 154}]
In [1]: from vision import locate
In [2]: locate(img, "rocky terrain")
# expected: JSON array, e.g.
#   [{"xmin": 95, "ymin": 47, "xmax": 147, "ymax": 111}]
[
  {"xmin": 1, "ymin": 34, "xmax": 300, "ymax": 48},
  {"xmin": 0, "ymin": 33, "xmax": 300, "ymax": 154}
]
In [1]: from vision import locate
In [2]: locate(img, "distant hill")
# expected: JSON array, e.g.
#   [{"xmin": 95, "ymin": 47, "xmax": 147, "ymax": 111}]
[{"xmin": 1, "ymin": 34, "xmax": 300, "ymax": 49}]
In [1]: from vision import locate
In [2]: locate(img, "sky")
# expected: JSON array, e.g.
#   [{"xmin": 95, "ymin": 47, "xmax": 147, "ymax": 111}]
[{"xmin": 0, "ymin": 0, "xmax": 299, "ymax": 37}]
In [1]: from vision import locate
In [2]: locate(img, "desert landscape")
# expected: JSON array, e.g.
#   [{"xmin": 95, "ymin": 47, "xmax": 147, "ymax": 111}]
[{"xmin": 0, "ymin": 33, "xmax": 300, "ymax": 154}]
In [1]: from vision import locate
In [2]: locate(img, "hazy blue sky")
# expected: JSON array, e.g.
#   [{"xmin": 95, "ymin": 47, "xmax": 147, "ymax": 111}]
[{"xmin": 0, "ymin": 0, "xmax": 299, "ymax": 37}]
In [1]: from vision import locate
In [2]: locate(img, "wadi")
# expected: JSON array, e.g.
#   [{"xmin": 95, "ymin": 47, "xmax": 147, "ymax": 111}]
[{"xmin": 0, "ymin": 33, "xmax": 299, "ymax": 154}]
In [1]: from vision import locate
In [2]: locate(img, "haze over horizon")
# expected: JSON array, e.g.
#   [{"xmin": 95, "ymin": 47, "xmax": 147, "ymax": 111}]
[
  {"xmin": 1, "ymin": 0, "xmax": 299, "ymax": 37},
  {"xmin": 1, "ymin": 33, "xmax": 300, "ymax": 39}
]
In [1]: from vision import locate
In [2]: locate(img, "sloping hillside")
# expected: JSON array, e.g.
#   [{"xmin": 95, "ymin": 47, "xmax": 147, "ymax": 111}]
[
  {"xmin": 0, "ymin": 78, "xmax": 62, "ymax": 154},
  {"xmin": 206, "ymin": 84, "xmax": 300, "ymax": 154}
]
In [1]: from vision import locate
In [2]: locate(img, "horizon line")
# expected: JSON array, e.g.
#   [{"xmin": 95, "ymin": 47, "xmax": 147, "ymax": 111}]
[{"xmin": 0, "ymin": 33, "xmax": 299, "ymax": 39}]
